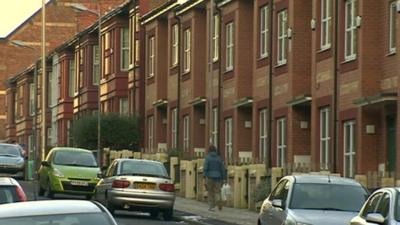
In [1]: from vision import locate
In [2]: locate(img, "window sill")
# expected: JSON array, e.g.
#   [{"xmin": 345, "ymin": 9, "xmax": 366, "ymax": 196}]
[
  {"xmin": 341, "ymin": 57, "xmax": 357, "ymax": 64},
  {"xmin": 225, "ymin": 68, "xmax": 233, "ymax": 73},
  {"xmin": 275, "ymin": 62, "xmax": 287, "ymax": 68},
  {"xmin": 317, "ymin": 47, "xmax": 331, "ymax": 54},
  {"xmin": 147, "ymin": 75, "xmax": 155, "ymax": 79},
  {"xmin": 386, "ymin": 51, "xmax": 396, "ymax": 57},
  {"xmin": 258, "ymin": 55, "xmax": 268, "ymax": 61}
]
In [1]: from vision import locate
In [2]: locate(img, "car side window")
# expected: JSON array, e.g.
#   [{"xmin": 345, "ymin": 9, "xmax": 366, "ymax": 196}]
[
  {"xmin": 361, "ymin": 192, "xmax": 383, "ymax": 218},
  {"xmin": 376, "ymin": 193, "xmax": 390, "ymax": 218},
  {"xmin": 270, "ymin": 180, "xmax": 289, "ymax": 201}
]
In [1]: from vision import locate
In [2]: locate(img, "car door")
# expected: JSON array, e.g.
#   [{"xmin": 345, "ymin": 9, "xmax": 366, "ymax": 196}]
[
  {"xmin": 95, "ymin": 161, "xmax": 118, "ymax": 204},
  {"xmin": 350, "ymin": 191, "xmax": 384, "ymax": 225},
  {"xmin": 262, "ymin": 179, "xmax": 290, "ymax": 225}
]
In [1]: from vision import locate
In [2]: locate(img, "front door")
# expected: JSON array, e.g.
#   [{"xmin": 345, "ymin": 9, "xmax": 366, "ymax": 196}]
[{"xmin": 387, "ymin": 115, "xmax": 396, "ymax": 175}]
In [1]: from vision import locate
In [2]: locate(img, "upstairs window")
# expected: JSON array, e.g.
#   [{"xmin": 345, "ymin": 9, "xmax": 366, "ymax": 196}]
[
  {"xmin": 148, "ymin": 36, "xmax": 155, "ymax": 77},
  {"xmin": 321, "ymin": 0, "xmax": 332, "ymax": 50},
  {"xmin": 212, "ymin": 14, "xmax": 220, "ymax": 61},
  {"xmin": 277, "ymin": 10, "xmax": 288, "ymax": 65},
  {"xmin": 93, "ymin": 45, "xmax": 100, "ymax": 85},
  {"xmin": 183, "ymin": 29, "xmax": 191, "ymax": 73},
  {"xmin": 171, "ymin": 24, "xmax": 179, "ymax": 66},
  {"xmin": 260, "ymin": 6, "xmax": 269, "ymax": 58},
  {"xmin": 389, "ymin": 1, "xmax": 397, "ymax": 53},
  {"xmin": 121, "ymin": 27, "xmax": 129, "ymax": 71},
  {"xmin": 345, "ymin": 0, "xmax": 357, "ymax": 60},
  {"xmin": 225, "ymin": 22, "xmax": 234, "ymax": 71}
]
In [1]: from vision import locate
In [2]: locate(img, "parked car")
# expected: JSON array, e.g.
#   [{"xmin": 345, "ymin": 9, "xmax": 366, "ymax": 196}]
[
  {"xmin": 258, "ymin": 174, "xmax": 369, "ymax": 225},
  {"xmin": 94, "ymin": 158, "xmax": 175, "ymax": 220},
  {"xmin": 38, "ymin": 147, "xmax": 100, "ymax": 199},
  {"xmin": 0, "ymin": 143, "xmax": 26, "ymax": 179},
  {"xmin": 0, "ymin": 200, "xmax": 117, "ymax": 225},
  {"xmin": 0, "ymin": 177, "xmax": 26, "ymax": 204},
  {"xmin": 350, "ymin": 187, "xmax": 400, "ymax": 225}
]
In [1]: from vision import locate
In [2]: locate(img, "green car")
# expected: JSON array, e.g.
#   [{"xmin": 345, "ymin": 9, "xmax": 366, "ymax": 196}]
[{"xmin": 38, "ymin": 147, "xmax": 100, "ymax": 199}]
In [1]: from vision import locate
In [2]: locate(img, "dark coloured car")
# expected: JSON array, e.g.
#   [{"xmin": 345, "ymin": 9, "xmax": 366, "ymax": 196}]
[{"xmin": 0, "ymin": 144, "xmax": 26, "ymax": 179}]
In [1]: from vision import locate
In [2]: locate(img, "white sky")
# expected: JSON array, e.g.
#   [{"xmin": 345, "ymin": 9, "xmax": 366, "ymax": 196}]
[{"xmin": 0, "ymin": 0, "xmax": 50, "ymax": 38}]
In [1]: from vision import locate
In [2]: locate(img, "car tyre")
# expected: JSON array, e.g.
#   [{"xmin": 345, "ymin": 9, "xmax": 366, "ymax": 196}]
[
  {"xmin": 150, "ymin": 211, "xmax": 159, "ymax": 218},
  {"xmin": 163, "ymin": 208, "xmax": 173, "ymax": 221},
  {"xmin": 105, "ymin": 196, "xmax": 115, "ymax": 215}
]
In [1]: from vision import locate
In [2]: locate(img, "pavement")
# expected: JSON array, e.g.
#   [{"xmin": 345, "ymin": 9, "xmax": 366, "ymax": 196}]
[{"xmin": 174, "ymin": 197, "xmax": 259, "ymax": 225}]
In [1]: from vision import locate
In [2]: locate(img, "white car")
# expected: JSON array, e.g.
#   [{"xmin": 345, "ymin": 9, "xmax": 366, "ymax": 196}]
[
  {"xmin": 0, "ymin": 200, "xmax": 117, "ymax": 225},
  {"xmin": 350, "ymin": 187, "xmax": 400, "ymax": 225},
  {"xmin": 258, "ymin": 175, "xmax": 369, "ymax": 225}
]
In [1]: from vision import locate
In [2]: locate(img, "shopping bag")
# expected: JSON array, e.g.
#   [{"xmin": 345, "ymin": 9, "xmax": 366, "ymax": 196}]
[{"xmin": 221, "ymin": 183, "xmax": 232, "ymax": 201}]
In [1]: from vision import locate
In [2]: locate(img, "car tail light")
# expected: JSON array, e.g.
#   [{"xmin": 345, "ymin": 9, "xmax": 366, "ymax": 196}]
[
  {"xmin": 16, "ymin": 186, "xmax": 27, "ymax": 202},
  {"xmin": 159, "ymin": 183, "xmax": 175, "ymax": 192},
  {"xmin": 112, "ymin": 180, "xmax": 130, "ymax": 188}
]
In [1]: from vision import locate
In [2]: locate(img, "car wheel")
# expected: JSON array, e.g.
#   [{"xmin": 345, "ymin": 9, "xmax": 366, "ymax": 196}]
[
  {"xmin": 105, "ymin": 196, "xmax": 115, "ymax": 215},
  {"xmin": 150, "ymin": 211, "xmax": 159, "ymax": 218},
  {"xmin": 163, "ymin": 208, "xmax": 173, "ymax": 221},
  {"xmin": 46, "ymin": 180, "xmax": 54, "ymax": 199},
  {"xmin": 38, "ymin": 185, "xmax": 45, "ymax": 196}
]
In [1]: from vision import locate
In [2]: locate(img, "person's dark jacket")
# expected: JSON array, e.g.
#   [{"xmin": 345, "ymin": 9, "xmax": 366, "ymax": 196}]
[{"xmin": 204, "ymin": 151, "xmax": 226, "ymax": 181}]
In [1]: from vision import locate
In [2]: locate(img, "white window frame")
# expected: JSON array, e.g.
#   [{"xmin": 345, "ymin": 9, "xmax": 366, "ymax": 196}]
[
  {"xmin": 171, "ymin": 108, "xmax": 178, "ymax": 149},
  {"xmin": 120, "ymin": 27, "xmax": 129, "ymax": 71},
  {"xmin": 277, "ymin": 10, "xmax": 288, "ymax": 65},
  {"xmin": 183, "ymin": 115, "xmax": 190, "ymax": 151},
  {"xmin": 29, "ymin": 83, "xmax": 35, "ymax": 116},
  {"xmin": 211, "ymin": 107, "xmax": 218, "ymax": 146},
  {"xmin": 172, "ymin": 24, "xmax": 179, "ymax": 66},
  {"xmin": 68, "ymin": 59, "xmax": 75, "ymax": 97},
  {"xmin": 183, "ymin": 29, "xmax": 191, "ymax": 73},
  {"xmin": 93, "ymin": 45, "xmax": 100, "ymax": 85},
  {"xmin": 225, "ymin": 22, "xmax": 234, "ymax": 71},
  {"xmin": 344, "ymin": 120, "xmax": 356, "ymax": 178},
  {"xmin": 345, "ymin": 0, "xmax": 357, "ymax": 61},
  {"xmin": 212, "ymin": 14, "xmax": 220, "ymax": 61},
  {"xmin": 148, "ymin": 36, "xmax": 155, "ymax": 77},
  {"xmin": 277, "ymin": 118, "xmax": 286, "ymax": 167},
  {"xmin": 119, "ymin": 97, "xmax": 128, "ymax": 115},
  {"xmin": 225, "ymin": 118, "xmax": 233, "ymax": 165},
  {"xmin": 259, "ymin": 109, "xmax": 267, "ymax": 162},
  {"xmin": 389, "ymin": 1, "xmax": 397, "ymax": 53},
  {"xmin": 260, "ymin": 6, "xmax": 269, "ymax": 58},
  {"xmin": 321, "ymin": 0, "xmax": 332, "ymax": 50},
  {"xmin": 320, "ymin": 107, "xmax": 330, "ymax": 170},
  {"xmin": 148, "ymin": 116, "xmax": 154, "ymax": 152}
]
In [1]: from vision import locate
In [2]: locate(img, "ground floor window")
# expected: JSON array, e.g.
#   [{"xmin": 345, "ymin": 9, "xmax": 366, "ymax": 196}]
[
  {"xmin": 344, "ymin": 120, "xmax": 356, "ymax": 178},
  {"xmin": 277, "ymin": 117, "xmax": 286, "ymax": 167},
  {"xmin": 225, "ymin": 118, "xmax": 233, "ymax": 164}
]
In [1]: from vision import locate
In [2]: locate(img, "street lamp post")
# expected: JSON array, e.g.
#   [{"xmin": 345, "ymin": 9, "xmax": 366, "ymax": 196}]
[
  {"xmin": 70, "ymin": 3, "xmax": 103, "ymax": 167},
  {"xmin": 10, "ymin": 40, "xmax": 39, "ymax": 200}
]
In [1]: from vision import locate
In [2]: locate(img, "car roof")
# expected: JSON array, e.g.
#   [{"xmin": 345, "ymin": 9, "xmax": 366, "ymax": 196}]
[
  {"xmin": 0, "ymin": 177, "xmax": 18, "ymax": 186},
  {"xmin": 115, "ymin": 158, "xmax": 163, "ymax": 164},
  {"xmin": 50, "ymin": 147, "xmax": 93, "ymax": 153},
  {"xmin": 0, "ymin": 200, "xmax": 104, "ymax": 218},
  {"xmin": 289, "ymin": 174, "xmax": 362, "ymax": 186},
  {"xmin": 0, "ymin": 143, "xmax": 21, "ymax": 148}
]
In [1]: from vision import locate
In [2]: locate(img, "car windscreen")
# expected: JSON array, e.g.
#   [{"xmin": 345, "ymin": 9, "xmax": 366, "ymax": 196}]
[
  {"xmin": 0, "ymin": 212, "xmax": 115, "ymax": 225},
  {"xmin": 290, "ymin": 183, "xmax": 368, "ymax": 212},
  {"xmin": 53, "ymin": 151, "xmax": 98, "ymax": 167},
  {"xmin": 120, "ymin": 161, "xmax": 168, "ymax": 177},
  {"xmin": 0, "ymin": 145, "xmax": 21, "ymax": 157},
  {"xmin": 0, "ymin": 186, "xmax": 19, "ymax": 204}
]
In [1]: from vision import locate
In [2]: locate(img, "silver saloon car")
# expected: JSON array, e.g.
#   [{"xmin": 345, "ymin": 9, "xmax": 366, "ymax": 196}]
[
  {"xmin": 350, "ymin": 187, "xmax": 400, "ymax": 225},
  {"xmin": 0, "ymin": 143, "xmax": 25, "ymax": 179},
  {"xmin": 94, "ymin": 159, "xmax": 175, "ymax": 220},
  {"xmin": 258, "ymin": 175, "xmax": 369, "ymax": 225},
  {"xmin": 0, "ymin": 200, "xmax": 117, "ymax": 225}
]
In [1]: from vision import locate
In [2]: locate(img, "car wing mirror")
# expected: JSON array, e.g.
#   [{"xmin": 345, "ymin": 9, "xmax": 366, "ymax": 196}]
[
  {"xmin": 97, "ymin": 171, "xmax": 104, "ymax": 179},
  {"xmin": 41, "ymin": 161, "xmax": 51, "ymax": 167},
  {"xmin": 272, "ymin": 199, "xmax": 283, "ymax": 209},
  {"xmin": 366, "ymin": 213, "xmax": 385, "ymax": 224}
]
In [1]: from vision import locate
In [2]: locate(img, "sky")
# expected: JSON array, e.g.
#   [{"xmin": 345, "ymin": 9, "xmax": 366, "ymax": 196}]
[{"xmin": 0, "ymin": 0, "xmax": 50, "ymax": 38}]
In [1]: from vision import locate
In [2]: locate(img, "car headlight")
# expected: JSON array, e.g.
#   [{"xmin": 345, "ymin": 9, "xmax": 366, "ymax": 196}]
[
  {"xmin": 16, "ymin": 158, "xmax": 25, "ymax": 167},
  {"xmin": 53, "ymin": 168, "xmax": 64, "ymax": 178}
]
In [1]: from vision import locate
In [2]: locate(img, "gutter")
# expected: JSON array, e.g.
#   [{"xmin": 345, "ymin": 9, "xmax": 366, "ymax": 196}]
[
  {"xmin": 174, "ymin": 11, "xmax": 182, "ymax": 153},
  {"xmin": 267, "ymin": 0, "xmax": 274, "ymax": 173}
]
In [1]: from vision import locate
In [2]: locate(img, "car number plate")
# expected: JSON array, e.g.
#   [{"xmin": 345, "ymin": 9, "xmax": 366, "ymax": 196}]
[
  {"xmin": 135, "ymin": 182, "xmax": 155, "ymax": 190},
  {"xmin": 70, "ymin": 180, "xmax": 89, "ymax": 186}
]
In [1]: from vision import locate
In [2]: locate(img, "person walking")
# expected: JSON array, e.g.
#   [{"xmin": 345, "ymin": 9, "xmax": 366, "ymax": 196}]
[{"xmin": 204, "ymin": 145, "xmax": 226, "ymax": 211}]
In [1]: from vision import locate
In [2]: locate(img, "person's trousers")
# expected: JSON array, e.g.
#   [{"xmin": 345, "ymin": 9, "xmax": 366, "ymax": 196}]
[{"xmin": 206, "ymin": 178, "xmax": 222, "ymax": 209}]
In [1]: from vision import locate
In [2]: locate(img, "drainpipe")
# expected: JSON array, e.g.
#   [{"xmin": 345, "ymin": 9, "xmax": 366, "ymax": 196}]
[
  {"xmin": 216, "ymin": 2, "xmax": 222, "ymax": 153},
  {"xmin": 266, "ymin": 0, "xmax": 274, "ymax": 173},
  {"xmin": 333, "ymin": 0, "xmax": 339, "ymax": 173},
  {"xmin": 174, "ymin": 11, "xmax": 182, "ymax": 155}
]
